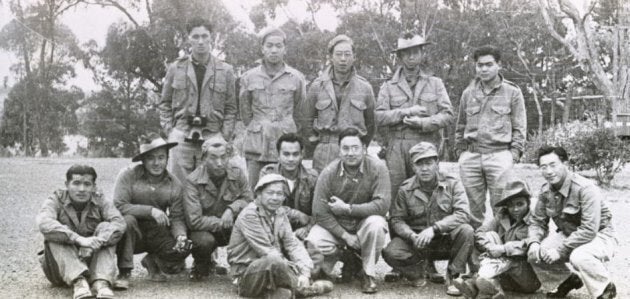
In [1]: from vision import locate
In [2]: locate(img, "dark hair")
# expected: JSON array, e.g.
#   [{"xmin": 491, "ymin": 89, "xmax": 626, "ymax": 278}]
[
  {"xmin": 473, "ymin": 45, "xmax": 501, "ymax": 63},
  {"xmin": 276, "ymin": 133, "xmax": 304, "ymax": 152},
  {"xmin": 66, "ymin": 164, "xmax": 97, "ymax": 182},
  {"xmin": 186, "ymin": 17, "xmax": 213, "ymax": 34},
  {"xmin": 537, "ymin": 145, "xmax": 569, "ymax": 165},
  {"xmin": 338, "ymin": 128, "xmax": 364, "ymax": 145}
]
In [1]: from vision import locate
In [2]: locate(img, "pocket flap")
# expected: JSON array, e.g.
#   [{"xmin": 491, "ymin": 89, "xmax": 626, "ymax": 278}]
[
  {"xmin": 390, "ymin": 96, "xmax": 408, "ymax": 107},
  {"xmin": 315, "ymin": 99, "xmax": 333, "ymax": 110},
  {"xmin": 247, "ymin": 123, "xmax": 262, "ymax": 132},
  {"xmin": 209, "ymin": 82, "xmax": 227, "ymax": 93},
  {"xmin": 562, "ymin": 205, "xmax": 580, "ymax": 215},
  {"xmin": 491, "ymin": 105, "xmax": 511, "ymax": 115},
  {"xmin": 421, "ymin": 93, "xmax": 438, "ymax": 102},
  {"xmin": 466, "ymin": 105, "xmax": 481, "ymax": 116},
  {"xmin": 247, "ymin": 81, "xmax": 265, "ymax": 91},
  {"xmin": 278, "ymin": 84, "xmax": 297, "ymax": 92},
  {"xmin": 350, "ymin": 99, "xmax": 367, "ymax": 110}
]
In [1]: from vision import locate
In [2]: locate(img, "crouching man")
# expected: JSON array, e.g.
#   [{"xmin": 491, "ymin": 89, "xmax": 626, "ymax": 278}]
[
  {"xmin": 113, "ymin": 133, "xmax": 191, "ymax": 289},
  {"xmin": 228, "ymin": 174, "xmax": 333, "ymax": 298},
  {"xmin": 184, "ymin": 135, "xmax": 253, "ymax": 280},
  {"xmin": 526, "ymin": 146, "xmax": 617, "ymax": 299},
  {"xmin": 305, "ymin": 128, "xmax": 391, "ymax": 294},
  {"xmin": 37, "ymin": 165, "xmax": 126, "ymax": 299},
  {"xmin": 453, "ymin": 177, "xmax": 541, "ymax": 298},
  {"xmin": 382, "ymin": 142, "xmax": 473, "ymax": 296}
]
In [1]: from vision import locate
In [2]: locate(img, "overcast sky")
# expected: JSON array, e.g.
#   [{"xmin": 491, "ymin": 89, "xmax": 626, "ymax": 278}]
[{"xmin": 0, "ymin": 0, "xmax": 339, "ymax": 91}]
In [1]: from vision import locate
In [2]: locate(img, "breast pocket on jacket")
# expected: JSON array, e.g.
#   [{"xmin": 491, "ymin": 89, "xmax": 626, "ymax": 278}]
[{"xmin": 315, "ymin": 98, "xmax": 336, "ymax": 128}]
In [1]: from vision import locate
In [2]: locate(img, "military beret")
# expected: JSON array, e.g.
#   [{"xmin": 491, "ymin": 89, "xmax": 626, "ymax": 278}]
[
  {"xmin": 254, "ymin": 173, "xmax": 288, "ymax": 193},
  {"xmin": 201, "ymin": 135, "xmax": 227, "ymax": 154},
  {"xmin": 409, "ymin": 142, "xmax": 438, "ymax": 163},
  {"xmin": 327, "ymin": 34, "xmax": 354, "ymax": 54},
  {"xmin": 495, "ymin": 178, "xmax": 531, "ymax": 207}
]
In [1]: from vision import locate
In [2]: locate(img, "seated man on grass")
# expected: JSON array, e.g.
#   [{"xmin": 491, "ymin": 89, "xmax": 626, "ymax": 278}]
[{"xmin": 37, "ymin": 164, "xmax": 126, "ymax": 299}]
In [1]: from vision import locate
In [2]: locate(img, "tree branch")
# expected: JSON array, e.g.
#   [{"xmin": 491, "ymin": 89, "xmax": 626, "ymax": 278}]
[{"xmin": 537, "ymin": 0, "xmax": 580, "ymax": 58}]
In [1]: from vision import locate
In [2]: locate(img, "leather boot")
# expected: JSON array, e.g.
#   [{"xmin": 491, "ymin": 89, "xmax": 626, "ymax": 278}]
[
  {"xmin": 597, "ymin": 282, "xmax": 617, "ymax": 299},
  {"xmin": 547, "ymin": 274, "xmax": 583, "ymax": 298}
]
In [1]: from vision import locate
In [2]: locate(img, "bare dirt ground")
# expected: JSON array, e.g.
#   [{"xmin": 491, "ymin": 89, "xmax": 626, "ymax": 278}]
[{"xmin": 0, "ymin": 157, "xmax": 628, "ymax": 299}]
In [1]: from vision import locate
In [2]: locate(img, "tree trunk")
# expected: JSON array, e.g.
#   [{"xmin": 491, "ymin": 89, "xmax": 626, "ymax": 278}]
[{"xmin": 562, "ymin": 86, "xmax": 573, "ymax": 124}]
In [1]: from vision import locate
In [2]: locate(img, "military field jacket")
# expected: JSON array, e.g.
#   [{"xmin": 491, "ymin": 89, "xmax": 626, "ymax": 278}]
[
  {"xmin": 389, "ymin": 173, "xmax": 469, "ymax": 240},
  {"xmin": 37, "ymin": 190, "xmax": 126, "ymax": 246}
]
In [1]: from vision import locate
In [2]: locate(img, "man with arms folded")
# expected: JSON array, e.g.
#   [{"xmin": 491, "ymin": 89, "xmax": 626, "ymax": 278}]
[
  {"xmin": 113, "ymin": 133, "xmax": 191, "ymax": 289},
  {"xmin": 37, "ymin": 165, "xmax": 126, "ymax": 299},
  {"xmin": 228, "ymin": 174, "xmax": 333, "ymax": 298},
  {"xmin": 382, "ymin": 142, "xmax": 473, "ymax": 296},
  {"xmin": 259, "ymin": 133, "xmax": 318, "ymax": 239},
  {"xmin": 184, "ymin": 135, "xmax": 253, "ymax": 280},
  {"xmin": 305, "ymin": 128, "xmax": 391, "ymax": 294},
  {"xmin": 375, "ymin": 32, "xmax": 453, "ymax": 200},
  {"xmin": 526, "ymin": 146, "xmax": 617, "ymax": 299}
]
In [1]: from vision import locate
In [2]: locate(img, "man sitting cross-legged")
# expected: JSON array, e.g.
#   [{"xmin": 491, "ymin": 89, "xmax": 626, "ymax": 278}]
[{"xmin": 228, "ymin": 174, "xmax": 333, "ymax": 298}]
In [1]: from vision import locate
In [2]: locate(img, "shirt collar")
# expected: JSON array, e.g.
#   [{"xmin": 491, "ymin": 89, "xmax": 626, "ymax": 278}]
[
  {"xmin": 409, "ymin": 171, "xmax": 447, "ymax": 191},
  {"xmin": 61, "ymin": 189, "xmax": 99, "ymax": 207},
  {"xmin": 390, "ymin": 66, "xmax": 429, "ymax": 83},
  {"xmin": 474, "ymin": 74, "xmax": 504, "ymax": 92},
  {"xmin": 338, "ymin": 158, "xmax": 366, "ymax": 177},
  {"xmin": 557, "ymin": 172, "xmax": 573, "ymax": 198}
]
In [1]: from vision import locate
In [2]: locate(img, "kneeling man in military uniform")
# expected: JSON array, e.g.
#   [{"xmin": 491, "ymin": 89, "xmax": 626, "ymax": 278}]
[{"xmin": 382, "ymin": 142, "xmax": 473, "ymax": 296}]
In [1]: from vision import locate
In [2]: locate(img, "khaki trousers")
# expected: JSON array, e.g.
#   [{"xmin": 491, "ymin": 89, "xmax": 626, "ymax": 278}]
[
  {"xmin": 305, "ymin": 215, "xmax": 388, "ymax": 277},
  {"xmin": 532, "ymin": 230, "xmax": 617, "ymax": 297},
  {"xmin": 40, "ymin": 241, "xmax": 116, "ymax": 286}
]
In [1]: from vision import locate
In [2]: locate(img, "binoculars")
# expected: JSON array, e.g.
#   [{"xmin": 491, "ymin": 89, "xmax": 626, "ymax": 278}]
[{"xmin": 185, "ymin": 115, "xmax": 208, "ymax": 143}]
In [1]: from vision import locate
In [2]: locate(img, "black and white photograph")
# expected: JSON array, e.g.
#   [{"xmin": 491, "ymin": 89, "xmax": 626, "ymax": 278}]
[{"xmin": 0, "ymin": 0, "xmax": 628, "ymax": 298}]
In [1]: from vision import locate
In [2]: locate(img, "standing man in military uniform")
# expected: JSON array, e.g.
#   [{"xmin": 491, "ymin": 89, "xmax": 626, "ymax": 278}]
[
  {"xmin": 375, "ymin": 32, "xmax": 453, "ymax": 199},
  {"xmin": 526, "ymin": 146, "xmax": 617, "ymax": 299},
  {"xmin": 159, "ymin": 17, "xmax": 237, "ymax": 184},
  {"xmin": 240, "ymin": 27, "xmax": 306, "ymax": 186},
  {"xmin": 183, "ymin": 136, "xmax": 254, "ymax": 280},
  {"xmin": 454, "ymin": 45, "xmax": 526, "ymax": 228},
  {"xmin": 382, "ymin": 142, "xmax": 473, "ymax": 296},
  {"xmin": 259, "ymin": 133, "xmax": 318, "ymax": 239},
  {"xmin": 298, "ymin": 34, "xmax": 376, "ymax": 172}
]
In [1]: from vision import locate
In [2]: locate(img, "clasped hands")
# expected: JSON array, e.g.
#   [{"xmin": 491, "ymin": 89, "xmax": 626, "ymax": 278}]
[{"xmin": 527, "ymin": 243, "xmax": 561, "ymax": 264}]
